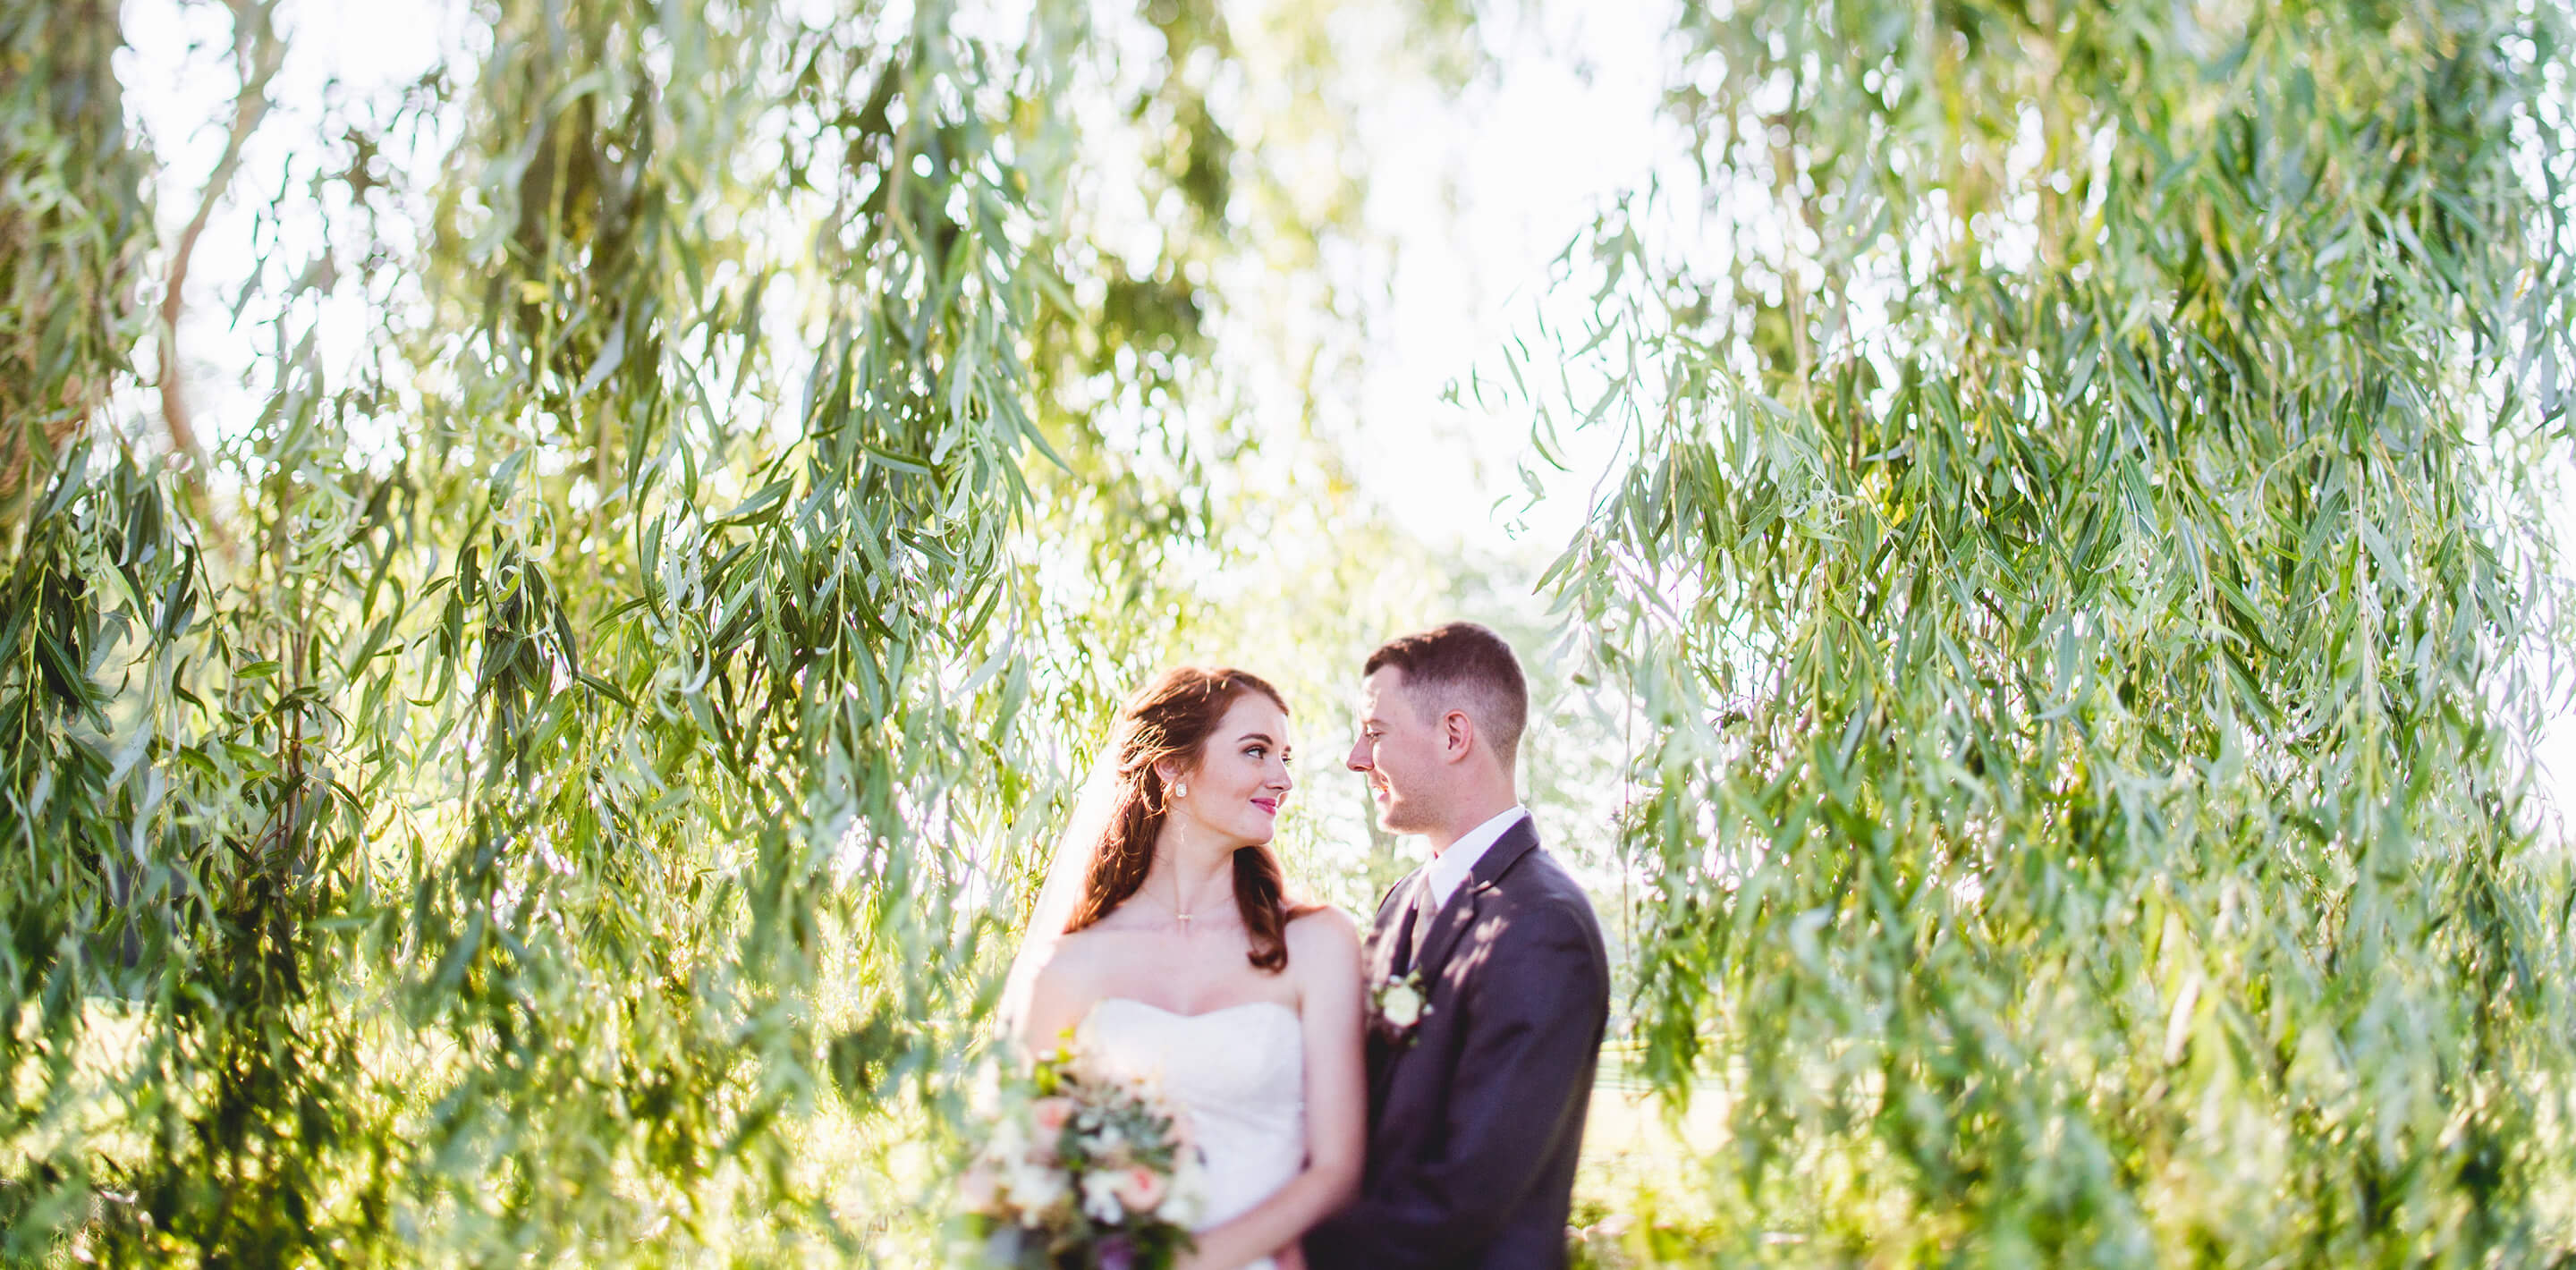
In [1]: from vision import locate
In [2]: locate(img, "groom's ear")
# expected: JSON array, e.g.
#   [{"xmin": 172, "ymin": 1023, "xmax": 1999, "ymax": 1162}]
[{"xmin": 1440, "ymin": 709, "xmax": 1477, "ymax": 763}]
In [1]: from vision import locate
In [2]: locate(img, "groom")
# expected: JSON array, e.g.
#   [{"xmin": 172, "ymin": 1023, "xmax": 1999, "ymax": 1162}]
[{"xmin": 1305, "ymin": 622, "xmax": 1610, "ymax": 1269}]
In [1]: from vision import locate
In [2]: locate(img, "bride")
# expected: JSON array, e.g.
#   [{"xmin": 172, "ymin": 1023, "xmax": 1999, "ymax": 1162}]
[{"xmin": 1001, "ymin": 667, "xmax": 1364, "ymax": 1270}]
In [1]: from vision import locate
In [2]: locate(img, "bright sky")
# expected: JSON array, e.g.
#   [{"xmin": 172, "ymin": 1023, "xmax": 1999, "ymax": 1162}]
[
  {"xmin": 113, "ymin": 0, "xmax": 2576, "ymax": 837},
  {"xmin": 1301, "ymin": 0, "xmax": 1676, "ymax": 557}
]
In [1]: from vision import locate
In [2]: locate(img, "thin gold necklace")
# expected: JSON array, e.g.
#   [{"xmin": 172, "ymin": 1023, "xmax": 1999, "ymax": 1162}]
[{"xmin": 1164, "ymin": 870, "xmax": 1226, "ymax": 931}]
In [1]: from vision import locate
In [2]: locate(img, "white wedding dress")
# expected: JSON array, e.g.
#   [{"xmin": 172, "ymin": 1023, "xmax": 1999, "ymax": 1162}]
[{"xmin": 1077, "ymin": 997, "xmax": 1306, "ymax": 1270}]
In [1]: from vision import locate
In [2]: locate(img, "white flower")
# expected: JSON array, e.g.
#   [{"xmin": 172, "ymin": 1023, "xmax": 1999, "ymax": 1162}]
[
  {"xmin": 986, "ymin": 1117, "xmax": 1027, "ymax": 1167},
  {"xmin": 959, "ymin": 1162, "xmax": 998, "ymax": 1211},
  {"xmin": 1158, "ymin": 1158, "xmax": 1203, "ymax": 1227},
  {"xmin": 1003, "ymin": 1158, "xmax": 1066, "ymax": 1220},
  {"xmin": 1379, "ymin": 978, "xmax": 1424, "ymax": 1029},
  {"xmin": 1080, "ymin": 1170, "xmax": 1126, "ymax": 1223}
]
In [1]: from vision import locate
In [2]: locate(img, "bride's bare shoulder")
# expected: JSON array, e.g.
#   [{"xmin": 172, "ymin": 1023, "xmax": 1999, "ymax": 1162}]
[
  {"xmin": 1031, "ymin": 922, "xmax": 1142, "ymax": 989},
  {"xmin": 1034, "ymin": 925, "xmax": 1112, "ymax": 980}
]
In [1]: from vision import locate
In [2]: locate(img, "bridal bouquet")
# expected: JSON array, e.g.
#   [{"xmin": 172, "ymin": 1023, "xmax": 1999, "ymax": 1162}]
[{"xmin": 955, "ymin": 1046, "xmax": 1206, "ymax": 1269}]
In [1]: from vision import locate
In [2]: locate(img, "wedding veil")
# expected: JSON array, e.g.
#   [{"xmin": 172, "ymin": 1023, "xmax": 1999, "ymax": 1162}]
[{"xmin": 995, "ymin": 749, "xmax": 1122, "ymax": 1045}]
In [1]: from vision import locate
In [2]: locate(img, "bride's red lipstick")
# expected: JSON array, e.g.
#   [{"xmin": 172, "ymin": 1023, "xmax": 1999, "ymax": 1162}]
[{"xmin": 1251, "ymin": 797, "xmax": 1280, "ymax": 817}]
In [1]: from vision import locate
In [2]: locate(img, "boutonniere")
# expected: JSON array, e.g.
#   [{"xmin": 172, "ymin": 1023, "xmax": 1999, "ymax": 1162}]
[{"xmin": 1370, "ymin": 968, "xmax": 1431, "ymax": 1045}]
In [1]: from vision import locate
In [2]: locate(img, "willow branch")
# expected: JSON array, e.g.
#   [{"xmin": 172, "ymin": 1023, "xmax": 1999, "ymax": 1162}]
[{"xmin": 157, "ymin": 0, "xmax": 283, "ymax": 474}]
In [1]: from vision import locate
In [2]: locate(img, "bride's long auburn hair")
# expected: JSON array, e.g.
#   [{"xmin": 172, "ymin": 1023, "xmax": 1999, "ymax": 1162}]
[{"xmin": 1065, "ymin": 666, "xmax": 1306, "ymax": 971}]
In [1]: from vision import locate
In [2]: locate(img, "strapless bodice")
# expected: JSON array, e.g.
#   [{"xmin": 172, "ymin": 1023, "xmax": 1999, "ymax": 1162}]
[{"xmin": 1076, "ymin": 997, "xmax": 1306, "ymax": 1262}]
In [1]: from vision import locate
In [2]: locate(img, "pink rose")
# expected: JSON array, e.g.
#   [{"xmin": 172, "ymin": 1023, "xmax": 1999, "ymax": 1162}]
[
  {"xmin": 1031, "ymin": 1097, "xmax": 1075, "ymax": 1136},
  {"xmin": 1112, "ymin": 1164, "xmax": 1167, "ymax": 1214}
]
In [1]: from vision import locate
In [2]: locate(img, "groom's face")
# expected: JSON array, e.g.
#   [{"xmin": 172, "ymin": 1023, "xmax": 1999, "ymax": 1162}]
[{"xmin": 1349, "ymin": 667, "xmax": 1442, "ymax": 834}]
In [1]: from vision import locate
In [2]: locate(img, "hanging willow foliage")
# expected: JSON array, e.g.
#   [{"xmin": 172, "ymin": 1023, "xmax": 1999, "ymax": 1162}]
[
  {"xmin": 1534, "ymin": 0, "xmax": 2576, "ymax": 1261},
  {"xmin": 0, "ymin": 0, "xmax": 1482, "ymax": 1261},
  {"xmin": 0, "ymin": 1, "xmax": 148, "ymax": 514}
]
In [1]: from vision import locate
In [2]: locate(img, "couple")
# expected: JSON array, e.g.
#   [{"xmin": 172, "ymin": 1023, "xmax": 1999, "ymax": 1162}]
[{"xmin": 1001, "ymin": 622, "xmax": 1611, "ymax": 1269}]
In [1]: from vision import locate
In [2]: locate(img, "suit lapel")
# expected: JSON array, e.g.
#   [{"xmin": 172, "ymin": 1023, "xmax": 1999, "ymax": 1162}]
[
  {"xmin": 1411, "ymin": 817, "xmax": 1541, "ymax": 985},
  {"xmin": 1365, "ymin": 870, "xmax": 1428, "ymax": 1103}
]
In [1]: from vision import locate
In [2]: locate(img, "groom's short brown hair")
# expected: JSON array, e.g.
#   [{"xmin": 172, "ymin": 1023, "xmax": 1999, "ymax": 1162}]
[{"xmin": 1365, "ymin": 622, "xmax": 1529, "ymax": 766}]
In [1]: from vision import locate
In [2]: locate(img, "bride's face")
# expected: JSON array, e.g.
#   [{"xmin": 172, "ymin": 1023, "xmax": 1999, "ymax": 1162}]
[{"xmin": 1167, "ymin": 693, "xmax": 1295, "ymax": 847}]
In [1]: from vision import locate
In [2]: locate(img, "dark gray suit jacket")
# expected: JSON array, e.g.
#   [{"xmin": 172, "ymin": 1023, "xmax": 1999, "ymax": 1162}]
[{"xmin": 1304, "ymin": 817, "xmax": 1610, "ymax": 1269}]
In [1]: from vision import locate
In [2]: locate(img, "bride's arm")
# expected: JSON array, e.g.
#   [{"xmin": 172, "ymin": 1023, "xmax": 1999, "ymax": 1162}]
[{"xmin": 1177, "ymin": 909, "xmax": 1366, "ymax": 1270}]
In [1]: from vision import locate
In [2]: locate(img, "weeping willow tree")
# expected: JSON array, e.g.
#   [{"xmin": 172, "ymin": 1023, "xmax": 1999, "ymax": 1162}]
[
  {"xmin": 0, "ymin": 0, "xmax": 1477, "ymax": 1261},
  {"xmin": 1534, "ymin": 0, "xmax": 2576, "ymax": 1261}
]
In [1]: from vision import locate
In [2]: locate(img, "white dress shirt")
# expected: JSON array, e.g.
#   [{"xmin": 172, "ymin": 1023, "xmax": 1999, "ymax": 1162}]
[{"xmin": 1423, "ymin": 805, "xmax": 1530, "ymax": 910}]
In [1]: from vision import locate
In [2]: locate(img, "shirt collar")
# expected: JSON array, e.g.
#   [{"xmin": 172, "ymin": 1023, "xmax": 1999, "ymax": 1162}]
[{"xmin": 1424, "ymin": 805, "xmax": 1530, "ymax": 910}]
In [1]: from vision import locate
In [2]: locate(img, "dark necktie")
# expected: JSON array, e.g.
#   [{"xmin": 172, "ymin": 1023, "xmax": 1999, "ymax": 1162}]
[{"xmin": 1390, "ymin": 877, "xmax": 1427, "ymax": 975}]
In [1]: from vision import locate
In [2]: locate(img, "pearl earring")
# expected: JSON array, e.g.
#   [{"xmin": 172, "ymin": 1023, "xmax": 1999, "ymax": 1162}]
[{"xmin": 1174, "ymin": 781, "xmax": 1190, "ymax": 800}]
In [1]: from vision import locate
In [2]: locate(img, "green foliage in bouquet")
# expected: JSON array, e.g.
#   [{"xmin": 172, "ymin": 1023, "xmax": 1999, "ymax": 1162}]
[
  {"xmin": 1528, "ymin": 0, "xmax": 2576, "ymax": 1262},
  {"xmin": 955, "ymin": 1046, "xmax": 1203, "ymax": 1270}
]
